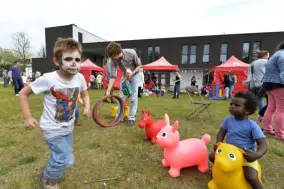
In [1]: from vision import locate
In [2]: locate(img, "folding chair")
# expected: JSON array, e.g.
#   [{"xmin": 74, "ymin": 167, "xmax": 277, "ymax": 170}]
[{"xmin": 185, "ymin": 86, "xmax": 213, "ymax": 125}]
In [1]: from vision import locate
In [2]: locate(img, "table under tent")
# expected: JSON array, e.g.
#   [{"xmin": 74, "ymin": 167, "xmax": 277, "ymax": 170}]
[{"xmin": 142, "ymin": 56, "xmax": 179, "ymax": 96}]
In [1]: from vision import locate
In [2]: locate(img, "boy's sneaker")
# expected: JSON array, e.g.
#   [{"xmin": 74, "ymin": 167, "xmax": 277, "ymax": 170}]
[
  {"xmin": 37, "ymin": 173, "xmax": 60, "ymax": 189},
  {"xmin": 46, "ymin": 185, "xmax": 59, "ymax": 189}
]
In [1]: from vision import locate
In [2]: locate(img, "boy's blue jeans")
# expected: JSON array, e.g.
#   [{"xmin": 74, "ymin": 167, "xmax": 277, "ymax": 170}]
[{"xmin": 44, "ymin": 134, "xmax": 74, "ymax": 180}]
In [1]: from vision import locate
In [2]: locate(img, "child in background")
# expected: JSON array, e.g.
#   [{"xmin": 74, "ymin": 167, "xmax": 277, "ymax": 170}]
[
  {"xmin": 74, "ymin": 93, "xmax": 84, "ymax": 126},
  {"xmin": 209, "ymin": 92, "xmax": 267, "ymax": 189},
  {"xmin": 19, "ymin": 38, "xmax": 90, "ymax": 189}
]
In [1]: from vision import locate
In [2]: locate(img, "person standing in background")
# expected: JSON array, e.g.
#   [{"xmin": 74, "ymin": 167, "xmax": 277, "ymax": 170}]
[
  {"xmin": 137, "ymin": 68, "xmax": 145, "ymax": 98},
  {"xmin": 229, "ymin": 72, "xmax": 237, "ymax": 98},
  {"xmin": 89, "ymin": 73, "xmax": 95, "ymax": 89},
  {"xmin": 262, "ymin": 41, "xmax": 284, "ymax": 141},
  {"xmin": 191, "ymin": 76, "xmax": 196, "ymax": 86},
  {"xmin": 223, "ymin": 74, "xmax": 231, "ymax": 99},
  {"xmin": 9, "ymin": 61, "xmax": 24, "ymax": 96},
  {"xmin": 173, "ymin": 71, "xmax": 182, "ymax": 99},
  {"xmin": 2, "ymin": 69, "xmax": 8, "ymax": 88},
  {"xmin": 96, "ymin": 73, "xmax": 103, "ymax": 90},
  {"xmin": 244, "ymin": 50, "xmax": 269, "ymax": 110}
]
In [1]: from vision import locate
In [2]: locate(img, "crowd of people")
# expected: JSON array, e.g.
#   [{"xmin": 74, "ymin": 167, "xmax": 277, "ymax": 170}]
[{"xmin": 89, "ymin": 72, "xmax": 103, "ymax": 90}]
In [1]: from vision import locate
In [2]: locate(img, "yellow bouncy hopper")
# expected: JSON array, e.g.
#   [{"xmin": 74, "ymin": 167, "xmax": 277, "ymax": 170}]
[
  {"xmin": 110, "ymin": 69, "xmax": 132, "ymax": 120},
  {"xmin": 208, "ymin": 142, "xmax": 262, "ymax": 189},
  {"xmin": 111, "ymin": 105, "xmax": 129, "ymax": 119}
]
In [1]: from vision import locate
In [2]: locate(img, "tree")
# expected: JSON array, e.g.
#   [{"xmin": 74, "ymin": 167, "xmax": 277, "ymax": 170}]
[
  {"xmin": 12, "ymin": 32, "xmax": 32, "ymax": 64},
  {"xmin": 36, "ymin": 45, "xmax": 47, "ymax": 58},
  {"xmin": 0, "ymin": 48, "xmax": 19, "ymax": 65}
]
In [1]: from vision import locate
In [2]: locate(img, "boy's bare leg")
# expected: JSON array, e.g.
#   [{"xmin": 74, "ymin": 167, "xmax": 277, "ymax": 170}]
[{"xmin": 243, "ymin": 166, "xmax": 263, "ymax": 189}]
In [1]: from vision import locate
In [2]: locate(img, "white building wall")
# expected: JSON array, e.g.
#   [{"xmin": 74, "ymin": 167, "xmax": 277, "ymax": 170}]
[{"xmin": 72, "ymin": 25, "xmax": 105, "ymax": 43}]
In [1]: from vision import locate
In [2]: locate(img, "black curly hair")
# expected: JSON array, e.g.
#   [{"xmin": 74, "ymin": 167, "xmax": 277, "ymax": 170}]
[{"xmin": 234, "ymin": 91, "xmax": 258, "ymax": 115}]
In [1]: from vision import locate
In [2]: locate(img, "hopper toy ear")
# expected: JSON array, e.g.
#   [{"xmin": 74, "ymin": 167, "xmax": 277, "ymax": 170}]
[
  {"xmin": 216, "ymin": 142, "xmax": 223, "ymax": 147},
  {"xmin": 164, "ymin": 113, "xmax": 170, "ymax": 125},
  {"xmin": 142, "ymin": 109, "xmax": 145, "ymax": 114},
  {"xmin": 172, "ymin": 120, "xmax": 179, "ymax": 132},
  {"xmin": 238, "ymin": 148, "xmax": 246, "ymax": 154},
  {"xmin": 148, "ymin": 109, "xmax": 150, "ymax": 116}
]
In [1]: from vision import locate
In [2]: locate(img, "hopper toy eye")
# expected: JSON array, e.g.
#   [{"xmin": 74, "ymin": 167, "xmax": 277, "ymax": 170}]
[
  {"xmin": 228, "ymin": 153, "xmax": 236, "ymax": 161},
  {"xmin": 162, "ymin": 132, "xmax": 167, "ymax": 137},
  {"xmin": 216, "ymin": 149, "xmax": 222, "ymax": 153}
]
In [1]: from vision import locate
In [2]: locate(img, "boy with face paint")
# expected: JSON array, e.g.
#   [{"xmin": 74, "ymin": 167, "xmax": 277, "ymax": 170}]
[
  {"xmin": 19, "ymin": 38, "xmax": 90, "ymax": 189},
  {"xmin": 105, "ymin": 42, "xmax": 142, "ymax": 126}
]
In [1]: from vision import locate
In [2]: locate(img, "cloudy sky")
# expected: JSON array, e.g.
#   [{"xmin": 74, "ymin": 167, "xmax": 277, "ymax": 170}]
[{"xmin": 1, "ymin": 0, "xmax": 284, "ymax": 56}]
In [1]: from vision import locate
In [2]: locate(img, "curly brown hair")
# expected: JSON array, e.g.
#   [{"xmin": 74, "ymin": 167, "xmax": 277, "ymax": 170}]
[
  {"xmin": 53, "ymin": 38, "xmax": 82, "ymax": 60},
  {"xmin": 105, "ymin": 42, "xmax": 122, "ymax": 59}
]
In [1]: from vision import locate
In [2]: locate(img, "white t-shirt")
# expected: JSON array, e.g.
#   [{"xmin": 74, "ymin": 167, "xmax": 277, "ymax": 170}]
[
  {"xmin": 138, "ymin": 71, "xmax": 144, "ymax": 87},
  {"xmin": 30, "ymin": 71, "xmax": 87, "ymax": 139},
  {"xmin": 96, "ymin": 74, "xmax": 102, "ymax": 83}
]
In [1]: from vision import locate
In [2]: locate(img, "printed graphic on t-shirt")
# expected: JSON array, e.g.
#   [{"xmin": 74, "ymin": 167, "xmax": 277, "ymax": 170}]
[{"xmin": 50, "ymin": 86, "xmax": 79, "ymax": 122}]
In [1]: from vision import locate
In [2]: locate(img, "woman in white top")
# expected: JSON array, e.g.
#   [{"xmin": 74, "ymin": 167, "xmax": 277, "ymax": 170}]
[{"xmin": 138, "ymin": 68, "xmax": 145, "ymax": 98}]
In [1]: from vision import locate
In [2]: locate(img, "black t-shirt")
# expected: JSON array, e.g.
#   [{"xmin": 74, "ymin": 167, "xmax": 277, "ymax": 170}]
[
  {"xmin": 224, "ymin": 78, "xmax": 231, "ymax": 88},
  {"xmin": 175, "ymin": 76, "xmax": 180, "ymax": 85}
]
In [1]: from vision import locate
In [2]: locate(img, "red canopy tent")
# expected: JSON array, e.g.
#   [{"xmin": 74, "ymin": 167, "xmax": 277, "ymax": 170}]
[
  {"xmin": 212, "ymin": 56, "xmax": 249, "ymax": 96},
  {"xmin": 80, "ymin": 59, "xmax": 104, "ymax": 86},
  {"xmin": 143, "ymin": 56, "xmax": 179, "ymax": 71}
]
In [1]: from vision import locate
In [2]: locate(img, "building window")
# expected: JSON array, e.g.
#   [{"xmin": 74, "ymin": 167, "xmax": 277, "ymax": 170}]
[
  {"xmin": 78, "ymin": 32, "xmax": 83, "ymax": 43},
  {"xmin": 252, "ymin": 41, "xmax": 262, "ymax": 60},
  {"xmin": 189, "ymin": 45, "xmax": 196, "ymax": 64},
  {"xmin": 148, "ymin": 46, "xmax": 153, "ymax": 62},
  {"xmin": 242, "ymin": 42, "xmax": 250, "ymax": 63},
  {"xmin": 181, "ymin": 45, "xmax": 188, "ymax": 64},
  {"xmin": 203, "ymin": 44, "xmax": 210, "ymax": 64},
  {"xmin": 220, "ymin": 43, "xmax": 228, "ymax": 63},
  {"xmin": 154, "ymin": 46, "xmax": 160, "ymax": 60}
]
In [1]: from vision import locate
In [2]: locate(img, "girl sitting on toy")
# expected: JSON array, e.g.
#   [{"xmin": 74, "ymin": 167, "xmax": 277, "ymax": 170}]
[{"xmin": 209, "ymin": 91, "xmax": 267, "ymax": 189}]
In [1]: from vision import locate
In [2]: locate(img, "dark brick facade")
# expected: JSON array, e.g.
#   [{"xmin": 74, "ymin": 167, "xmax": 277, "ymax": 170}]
[{"xmin": 32, "ymin": 24, "xmax": 284, "ymax": 73}]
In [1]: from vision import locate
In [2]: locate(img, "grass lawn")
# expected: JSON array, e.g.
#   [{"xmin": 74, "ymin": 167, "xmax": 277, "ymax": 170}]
[{"xmin": 0, "ymin": 87, "xmax": 284, "ymax": 189}]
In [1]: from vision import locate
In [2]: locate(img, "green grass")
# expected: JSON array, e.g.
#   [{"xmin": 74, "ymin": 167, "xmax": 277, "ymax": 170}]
[
  {"xmin": 0, "ymin": 140, "xmax": 17, "ymax": 148},
  {"xmin": 0, "ymin": 87, "xmax": 284, "ymax": 189}
]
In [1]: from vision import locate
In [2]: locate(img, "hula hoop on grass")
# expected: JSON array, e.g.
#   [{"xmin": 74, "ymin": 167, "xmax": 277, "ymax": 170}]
[{"xmin": 92, "ymin": 95, "xmax": 125, "ymax": 127}]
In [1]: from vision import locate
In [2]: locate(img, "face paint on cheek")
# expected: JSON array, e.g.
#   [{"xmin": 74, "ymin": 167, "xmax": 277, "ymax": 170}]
[{"xmin": 59, "ymin": 58, "xmax": 80, "ymax": 75}]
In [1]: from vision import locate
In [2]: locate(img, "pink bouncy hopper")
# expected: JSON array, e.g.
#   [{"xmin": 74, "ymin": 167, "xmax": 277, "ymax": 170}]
[
  {"xmin": 138, "ymin": 109, "xmax": 166, "ymax": 144},
  {"xmin": 156, "ymin": 114, "xmax": 211, "ymax": 178}
]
